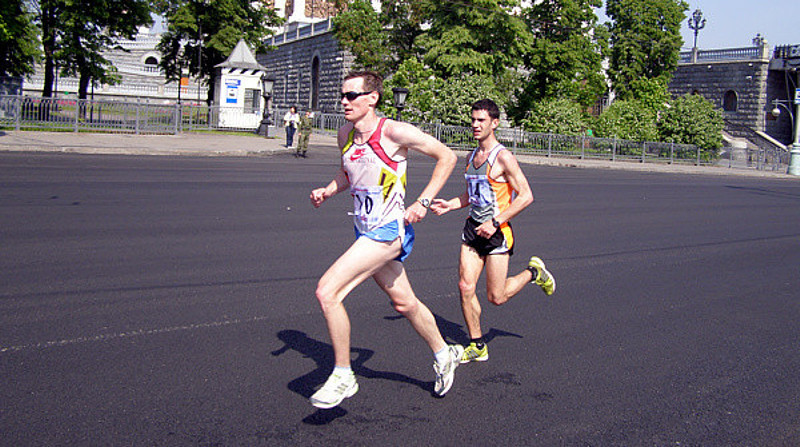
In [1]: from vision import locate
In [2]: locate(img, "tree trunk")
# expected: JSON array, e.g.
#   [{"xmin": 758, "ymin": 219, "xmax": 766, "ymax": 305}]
[
  {"xmin": 40, "ymin": 1, "xmax": 57, "ymax": 97},
  {"xmin": 78, "ymin": 71, "xmax": 90, "ymax": 100}
]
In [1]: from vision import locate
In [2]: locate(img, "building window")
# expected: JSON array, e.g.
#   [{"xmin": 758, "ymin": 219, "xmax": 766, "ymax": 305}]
[
  {"xmin": 144, "ymin": 56, "xmax": 159, "ymax": 73},
  {"xmin": 311, "ymin": 56, "xmax": 320, "ymax": 110},
  {"xmin": 723, "ymin": 90, "xmax": 738, "ymax": 112},
  {"xmin": 284, "ymin": 72, "xmax": 289, "ymax": 105},
  {"xmin": 296, "ymin": 73, "xmax": 301, "ymax": 104},
  {"xmin": 244, "ymin": 88, "xmax": 260, "ymax": 114}
]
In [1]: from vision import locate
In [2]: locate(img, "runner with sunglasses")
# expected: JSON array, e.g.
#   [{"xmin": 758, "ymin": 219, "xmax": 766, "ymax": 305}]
[{"xmin": 308, "ymin": 70, "xmax": 463, "ymax": 409}]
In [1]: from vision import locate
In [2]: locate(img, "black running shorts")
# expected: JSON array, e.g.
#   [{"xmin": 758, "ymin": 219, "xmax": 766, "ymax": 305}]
[{"xmin": 461, "ymin": 217, "xmax": 514, "ymax": 257}]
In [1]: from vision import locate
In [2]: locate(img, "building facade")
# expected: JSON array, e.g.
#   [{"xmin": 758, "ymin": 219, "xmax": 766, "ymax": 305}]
[
  {"xmin": 257, "ymin": 19, "xmax": 354, "ymax": 114},
  {"xmin": 668, "ymin": 39, "xmax": 799, "ymax": 150},
  {"xmin": 22, "ymin": 26, "xmax": 207, "ymax": 103}
]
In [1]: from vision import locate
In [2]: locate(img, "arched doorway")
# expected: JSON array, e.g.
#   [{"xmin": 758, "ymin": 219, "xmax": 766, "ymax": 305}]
[{"xmin": 311, "ymin": 56, "xmax": 320, "ymax": 110}]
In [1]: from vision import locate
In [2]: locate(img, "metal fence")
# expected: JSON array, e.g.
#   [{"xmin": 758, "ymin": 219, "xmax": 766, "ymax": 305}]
[
  {"xmin": 1, "ymin": 95, "xmax": 790, "ymax": 172},
  {"xmin": 0, "ymin": 95, "xmax": 267, "ymax": 134}
]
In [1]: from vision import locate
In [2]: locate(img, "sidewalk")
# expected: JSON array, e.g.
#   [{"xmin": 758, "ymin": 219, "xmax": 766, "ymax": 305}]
[{"xmin": 0, "ymin": 130, "xmax": 795, "ymax": 179}]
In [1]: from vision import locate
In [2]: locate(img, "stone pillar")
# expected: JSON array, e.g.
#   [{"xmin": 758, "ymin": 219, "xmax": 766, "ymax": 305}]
[
  {"xmin": 758, "ymin": 38, "xmax": 770, "ymax": 60},
  {"xmin": 288, "ymin": 0, "xmax": 307, "ymax": 22}
]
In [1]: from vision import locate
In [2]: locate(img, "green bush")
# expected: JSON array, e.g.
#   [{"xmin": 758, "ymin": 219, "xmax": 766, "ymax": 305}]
[
  {"xmin": 519, "ymin": 98, "xmax": 588, "ymax": 136},
  {"xmin": 594, "ymin": 99, "xmax": 658, "ymax": 142},
  {"xmin": 658, "ymin": 94, "xmax": 724, "ymax": 152}
]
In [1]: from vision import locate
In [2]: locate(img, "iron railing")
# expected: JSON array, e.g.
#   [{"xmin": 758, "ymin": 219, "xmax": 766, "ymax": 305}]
[
  {"xmin": 1, "ymin": 95, "xmax": 789, "ymax": 172},
  {"xmin": 0, "ymin": 95, "xmax": 269, "ymax": 134}
]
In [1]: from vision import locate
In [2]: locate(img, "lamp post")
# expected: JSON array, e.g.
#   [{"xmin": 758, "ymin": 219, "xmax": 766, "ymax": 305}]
[
  {"xmin": 260, "ymin": 74, "xmax": 275, "ymax": 138},
  {"xmin": 688, "ymin": 9, "xmax": 706, "ymax": 50},
  {"xmin": 771, "ymin": 98, "xmax": 800, "ymax": 175},
  {"xmin": 392, "ymin": 87, "xmax": 409, "ymax": 121}
]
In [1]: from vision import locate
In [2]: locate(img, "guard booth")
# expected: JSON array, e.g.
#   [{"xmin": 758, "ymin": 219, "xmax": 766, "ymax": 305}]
[{"xmin": 213, "ymin": 40, "xmax": 268, "ymax": 130}]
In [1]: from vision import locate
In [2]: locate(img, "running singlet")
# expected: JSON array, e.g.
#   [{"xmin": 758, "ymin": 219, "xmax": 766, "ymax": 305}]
[
  {"xmin": 341, "ymin": 118, "xmax": 407, "ymax": 233},
  {"xmin": 465, "ymin": 144, "xmax": 514, "ymax": 245}
]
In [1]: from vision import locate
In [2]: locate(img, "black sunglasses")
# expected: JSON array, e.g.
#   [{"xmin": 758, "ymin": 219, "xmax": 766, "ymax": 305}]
[{"xmin": 341, "ymin": 91, "xmax": 373, "ymax": 101}]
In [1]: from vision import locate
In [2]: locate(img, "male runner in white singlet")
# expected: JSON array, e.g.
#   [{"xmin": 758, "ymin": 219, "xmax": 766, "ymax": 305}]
[
  {"xmin": 431, "ymin": 99, "xmax": 555, "ymax": 365},
  {"xmin": 308, "ymin": 71, "xmax": 463, "ymax": 409}
]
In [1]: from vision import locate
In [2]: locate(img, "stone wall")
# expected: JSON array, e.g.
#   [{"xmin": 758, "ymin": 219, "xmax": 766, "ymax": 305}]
[
  {"xmin": 668, "ymin": 60, "xmax": 771, "ymax": 139},
  {"xmin": 257, "ymin": 31, "xmax": 354, "ymax": 113}
]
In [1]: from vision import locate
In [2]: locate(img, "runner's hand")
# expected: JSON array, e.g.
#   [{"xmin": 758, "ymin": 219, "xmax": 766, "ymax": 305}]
[
  {"xmin": 430, "ymin": 198, "xmax": 451, "ymax": 215},
  {"xmin": 310, "ymin": 188, "xmax": 328, "ymax": 208},
  {"xmin": 404, "ymin": 201, "xmax": 427, "ymax": 224}
]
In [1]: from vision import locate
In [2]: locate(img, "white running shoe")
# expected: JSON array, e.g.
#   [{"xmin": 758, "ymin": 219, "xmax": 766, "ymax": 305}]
[
  {"xmin": 434, "ymin": 345, "xmax": 464, "ymax": 396},
  {"xmin": 310, "ymin": 371, "xmax": 359, "ymax": 409}
]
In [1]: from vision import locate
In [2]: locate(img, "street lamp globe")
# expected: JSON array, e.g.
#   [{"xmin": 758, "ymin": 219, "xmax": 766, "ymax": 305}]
[{"xmin": 392, "ymin": 87, "xmax": 409, "ymax": 121}]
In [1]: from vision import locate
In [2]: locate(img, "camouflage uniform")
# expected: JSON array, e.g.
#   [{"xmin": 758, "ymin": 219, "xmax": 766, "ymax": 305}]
[{"xmin": 297, "ymin": 113, "xmax": 313, "ymax": 157}]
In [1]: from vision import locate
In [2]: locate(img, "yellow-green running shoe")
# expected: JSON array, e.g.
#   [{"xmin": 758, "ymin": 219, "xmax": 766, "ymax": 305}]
[
  {"xmin": 459, "ymin": 342, "xmax": 489, "ymax": 364},
  {"xmin": 528, "ymin": 256, "xmax": 555, "ymax": 296}
]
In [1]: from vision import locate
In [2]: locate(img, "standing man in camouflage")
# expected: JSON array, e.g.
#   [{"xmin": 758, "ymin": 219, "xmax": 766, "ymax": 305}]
[{"xmin": 296, "ymin": 109, "xmax": 313, "ymax": 158}]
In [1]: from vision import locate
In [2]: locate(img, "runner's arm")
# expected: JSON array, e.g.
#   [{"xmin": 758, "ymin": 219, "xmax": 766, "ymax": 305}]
[
  {"xmin": 385, "ymin": 121, "xmax": 457, "ymax": 223},
  {"xmin": 430, "ymin": 191, "xmax": 469, "ymax": 215},
  {"xmin": 310, "ymin": 168, "xmax": 349, "ymax": 208}
]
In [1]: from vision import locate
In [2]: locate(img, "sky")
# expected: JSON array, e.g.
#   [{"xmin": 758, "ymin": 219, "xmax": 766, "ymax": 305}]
[{"xmin": 596, "ymin": 0, "xmax": 800, "ymax": 50}]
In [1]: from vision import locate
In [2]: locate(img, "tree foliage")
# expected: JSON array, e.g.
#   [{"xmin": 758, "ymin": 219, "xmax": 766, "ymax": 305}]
[
  {"xmin": 659, "ymin": 94, "xmax": 723, "ymax": 150},
  {"xmin": 511, "ymin": 0, "xmax": 607, "ymax": 120},
  {"xmin": 593, "ymin": 99, "xmax": 659, "ymax": 141},
  {"xmin": 0, "ymin": 0, "xmax": 40, "ymax": 77},
  {"xmin": 414, "ymin": 0, "xmax": 533, "ymax": 78},
  {"xmin": 519, "ymin": 97, "xmax": 589, "ymax": 136},
  {"xmin": 57, "ymin": 0, "xmax": 152, "ymax": 99},
  {"xmin": 33, "ymin": 0, "xmax": 151, "ymax": 98},
  {"xmin": 606, "ymin": 0, "xmax": 687, "ymax": 98},
  {"xmin": 157, "ymin": 0, "xmax": 282, "ymax": 103},
  {"xmin": 627, "ymin": 77, "xmax": 670, "ymax": 114},
  {"xmin": 385, "ymin": 57, "xmax": 517, "ymax": 125},
  {"xmin": 332, "ymin": 0, "xmax": 389, "ymax": 74},
  {"xmin": 380, "ymin": 0, "xmax": 425, "ymax": 71}
]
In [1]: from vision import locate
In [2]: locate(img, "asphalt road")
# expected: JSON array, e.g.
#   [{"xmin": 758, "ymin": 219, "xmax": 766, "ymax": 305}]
[{"xmin": 2, "ymin": 149, "xmax": 800, "ymax": 446}]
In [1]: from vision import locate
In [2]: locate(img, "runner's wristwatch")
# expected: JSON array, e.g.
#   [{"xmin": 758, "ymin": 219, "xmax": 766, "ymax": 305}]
[
  {"xmin": 492, "ymin": 218, "xmax": 501, "ymax": 228},
  {"xmin": 418, "ymin": 198, "xmax": 431, "ymax": 208}
]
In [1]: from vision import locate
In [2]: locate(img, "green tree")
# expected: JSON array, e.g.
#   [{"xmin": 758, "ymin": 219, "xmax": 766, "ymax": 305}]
[
  {"xmin": 512, "ymin": 0, "xmax": 607, "ymax": 120},
  {"xmin": 385, "ymin": 57, "xmax": 517, "ymax": 125},
  {"xmin": 414, "ymin": 0, "xmax": 533, "ymax": 78},
  {"xmin": 380, "ymin": 0, "xmax": 425, "ymax": 71},
  {"xmin": 0, "ymin": 0, "xmax": 40, "ymax": 77},
  {"xmin": 157, "ymin": 0, "xmax": 282, "ymax": 104},
  {"xmin": 57, "ymin": 0, "xmax": 152, "ymax": 99},
  {"xmin": 34, "ymin": 0, "xmax": 64, "ymax": 97},
  {"xmin": 332, "ymin": 0, "xmax": 389, "ymax": 74},
  {"xmin": 628, "ymin": 77, "xmax": 670, "ymax": 115},
  {"xmin": 382, "ymin": 57, "xmax": 437, "ymax": 121},
  {"xmin": 658, "ymin": 93, "xmax": 723, "ymax": 151},
  {"xmin": 519, "ymin": 97, "xmax": 589, "ymax": 136},
  {"xmin": 606, "ymin": 0, "xmax": 687, "ymax": 98},
  {"xmin": 594, "ymin": 99, "xmax": 658, "ymax": 141}
]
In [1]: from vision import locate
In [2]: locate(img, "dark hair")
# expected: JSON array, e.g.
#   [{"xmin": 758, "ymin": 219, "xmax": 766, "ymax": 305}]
[
  {"xmin": 344, "ymin": 70, "xmax": 383, "ymax": 105},
  {"xmin": 471, "ymin": 98, "xmax": 500, "ymax": 119}
]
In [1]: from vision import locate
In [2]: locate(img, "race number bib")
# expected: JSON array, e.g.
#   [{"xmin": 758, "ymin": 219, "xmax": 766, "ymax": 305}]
[
  {"xmin": 465, "ymin": 174, "xmax": 492, "ymax": 208},
  {"xmin": 351, "ymin": 186, "xmax": 384, "ymax": 231}
]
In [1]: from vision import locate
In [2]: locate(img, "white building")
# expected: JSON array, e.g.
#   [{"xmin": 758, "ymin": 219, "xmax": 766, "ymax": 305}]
[{"xmin": 23, "ymin": 25, "xmax": 208, "ymax": 103}]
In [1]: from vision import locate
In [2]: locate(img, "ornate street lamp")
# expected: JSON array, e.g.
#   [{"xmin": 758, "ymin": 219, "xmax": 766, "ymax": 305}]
[
  {"xmin": 688, "ymin": 9, "xmax": 706, "ymax": 50},
  {"xmin": 260, "ymin": 74, "xmax": 275, "ymax": 138},
  {"xmin": 771, "ymin": 98, "xmax": 800, "ymax": 175},
  {"xmin": 392, "ymin": 87, "xmax": 409, "ymax": 121}
]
